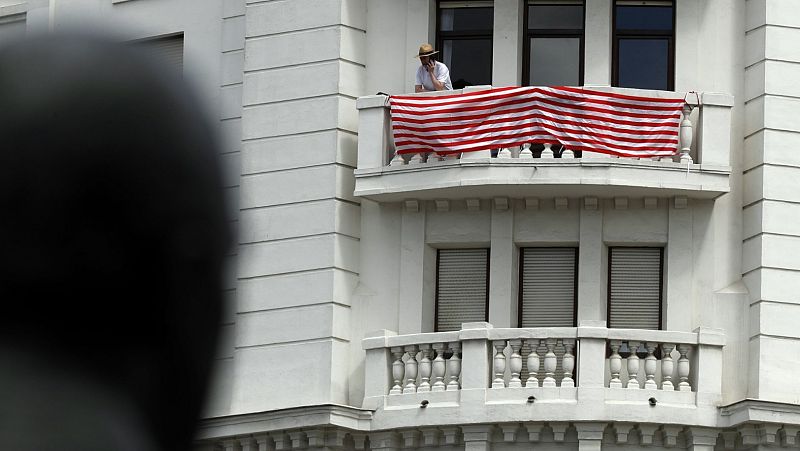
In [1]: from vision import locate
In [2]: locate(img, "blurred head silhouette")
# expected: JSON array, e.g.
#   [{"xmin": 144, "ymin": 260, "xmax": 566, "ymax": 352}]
[{"xmin": 0, "ymin": 33, "xmax": 229, "ymax": 451}]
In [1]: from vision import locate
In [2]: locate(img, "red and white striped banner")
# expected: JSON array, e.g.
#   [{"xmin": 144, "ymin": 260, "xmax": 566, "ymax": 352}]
[{"xmin": 389, "ymin": 86, "xmax": 686, "ymax": 158}]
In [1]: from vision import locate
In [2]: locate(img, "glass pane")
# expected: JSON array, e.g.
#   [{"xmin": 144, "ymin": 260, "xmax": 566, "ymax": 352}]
[
  {"xmin": 615, "ymin": 5, "xmax": 673, "ymax": 31},
  {"xmin": 529, "ymin": 37, "xmax": 580, "ymax": 86},
  {"xmin": 529, "ymin": 5, "xmax": 584, "ymax": 30},
  {"xmin": 442, "ymin": 38, "xmax": 492, "ymax": 88},
  {"xmin": 617, "ymin": 38, "xmax": 668, "ymax": 90},
  {"xmin": 439, "ymin": 7, "xmax": 493, "ymax": 31}
]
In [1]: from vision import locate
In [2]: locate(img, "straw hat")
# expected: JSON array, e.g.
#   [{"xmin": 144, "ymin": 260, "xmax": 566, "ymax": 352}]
[{"xmin": 413, "ymin": 43, "xmax": 439, "ymax": 59}]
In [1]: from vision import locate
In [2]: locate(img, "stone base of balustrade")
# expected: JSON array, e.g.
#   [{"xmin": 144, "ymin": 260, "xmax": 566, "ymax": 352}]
[
  {"xmin": 605, "ymin": 387, "xmax": 695, "ymax": 405},
  {"xmin": 384, "ymin": 390, "xmax": 459, "ymax": 408},
  {"xmin": 486, "ymin": 386, "xmax": 578, "ymax": 404}
]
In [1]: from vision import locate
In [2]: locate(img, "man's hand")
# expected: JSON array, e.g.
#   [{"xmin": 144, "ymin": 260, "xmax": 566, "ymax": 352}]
[{"xmin": 426, "ymin": 60, "xmax": 435, "ymax": 74}]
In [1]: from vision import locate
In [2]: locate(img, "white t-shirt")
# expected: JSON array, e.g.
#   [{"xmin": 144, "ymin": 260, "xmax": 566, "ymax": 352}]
[{"xmin": 415, "ymin": 61, "xmax": 453, "ymax": 91}]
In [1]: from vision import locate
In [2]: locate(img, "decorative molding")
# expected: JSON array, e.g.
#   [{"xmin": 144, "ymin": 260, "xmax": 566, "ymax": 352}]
[
  {"xmin": 403, "ymin": 200, "xmax": 419, "ymax": 212},
  {"xmin": 434, "ymin": 199, "xmax": 449, "ymax": 212},
  {"xmin": 554, "ymin": 197, "xmax": 568, "ymax": 210},
  {"xmin": 674, "ymin": 196, "xmax": 688, "ymax": 209},
  {"xmin": 644, "ymin": 197, "xmax": 658, "ymax": 209},
  {"xmin": 494, "ymin": 197, "xmax": 509, "ymax": 211},
  {"xmin": 466, "ymin": 199, "xmax": 481, "ymax": 211},
  {"xmin": 614, "ymin": 197, "xmax": 628, "ymax": 210},
  {"xmin": 584, "ymin": 197, "xmax": 598, "ymax": 210},
  {"xmin": 525, "ymin": 197, "xmax": 539, "ymax": 210}
]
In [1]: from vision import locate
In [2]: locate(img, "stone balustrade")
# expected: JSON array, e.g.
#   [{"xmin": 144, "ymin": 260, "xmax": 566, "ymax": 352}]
[
  {"xmin": 362, "ymin": 321, "xmax": 724, "ymax": 411},
  {"xmin": 354, "ymin": 87, "xmax": 733, "ymax": 203}
]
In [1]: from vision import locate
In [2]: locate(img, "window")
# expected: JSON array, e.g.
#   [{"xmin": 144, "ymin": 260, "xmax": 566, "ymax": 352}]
[
  {"xmin": 435, "ymin": 248, "xmax": 490, "ymax": 332},
  {"xmin": 523, "ymin": 0, "xmax": 585, "ymax": 87},
  {"xmin": 607, "ymin": 247, "xmax": 663, "ymax": 330},
  {"xmin": 133, "ymin": 33, "xmax": 184, "ymax": 74},
  {"xmin": 437, "ymin": 1, "xmax": 493, "ymax": 89},
  {"xmin": 612, "ymin": 0, "xmax": 674, "ymax": 91},
  {"xmin": 519, "ymin": 248, "xmax": 578, "ymax": 327}
]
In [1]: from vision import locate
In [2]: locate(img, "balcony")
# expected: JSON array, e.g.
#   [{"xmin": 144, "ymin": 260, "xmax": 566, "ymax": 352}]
[
  {"xmin": 362, "ymin": 321, "xmax": 724, "ymax": 431},
  {"xmin": 354, "ymin": 87, "xmax": 733, "ymax": 202}
]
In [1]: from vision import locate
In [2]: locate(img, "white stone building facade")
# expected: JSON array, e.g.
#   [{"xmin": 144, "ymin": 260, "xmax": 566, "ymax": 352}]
[{"xmin": 3, "ymin": 0, "xmax": 800, "ymax": 450}]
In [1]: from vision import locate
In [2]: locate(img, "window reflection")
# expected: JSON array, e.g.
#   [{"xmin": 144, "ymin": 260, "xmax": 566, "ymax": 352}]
[
  {"xmin": 524, "ymin": 1, "xmax": 585, "ymax": 87},
  {"xmin": 437, "ymin": 2, "xmax": 494, "ymax": 89},
  {"xmin": 613, "ymin": 0, "xmax": 674, "ymax": 90}
]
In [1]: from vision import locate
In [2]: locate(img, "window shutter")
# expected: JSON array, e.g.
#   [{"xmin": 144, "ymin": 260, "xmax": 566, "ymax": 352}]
[
  {"xmin": 608, "ymin": 247, "xmax": 662, "ymax": 329},
  {"xmin": 436, "ymin": 249, "xmax": 489, "ymax": 332},
  {"xmin": 520, "ymin": 247, "xmax": 576, "ymax": 327},
  {"xmin": 137, "ymin": 34, "xmax": 184, "ymax": 74}
]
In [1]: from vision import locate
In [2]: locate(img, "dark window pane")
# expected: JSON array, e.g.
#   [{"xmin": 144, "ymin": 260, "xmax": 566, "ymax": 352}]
[
  {"xmin": 529, "ymin": 5, "xmax": 583, "ymax": 30},
  {"xmin": 530, "ymin": 37, "xmax": 580, "ymax": 86},
  {"xmin": 617, "ymin": 38, "xmax": 668, "ymax": 90},
  {"xmin": 615, "ymin": 5, "xmax": 673, "ymax": 31},
  {"xmin": 442, "ymin": 38, "xmax": 492, "ymax": 88},
  {"xmin": 440, "ymin": 7, "xmax": 493, "ymax": 31}
]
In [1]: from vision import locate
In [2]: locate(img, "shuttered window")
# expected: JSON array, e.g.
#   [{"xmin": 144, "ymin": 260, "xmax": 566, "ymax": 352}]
[
  {"xmin": 134, "ymin": 33, "xmax": 184, "ymax": 74},
  {"xmin": 435, "ymin": 248, "xmax": 489, "ymax": 332},
  {"xmin": 608, "ymin": 247, "xmax": 663, "ymax": 329},
  {"xmin": 519, "ymin": 247, "xmax": 577, "ymax": 327}
]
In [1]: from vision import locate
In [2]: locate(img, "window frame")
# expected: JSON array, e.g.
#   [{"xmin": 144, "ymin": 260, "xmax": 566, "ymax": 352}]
[
  {"xmin": 435, "ymin": 0, "xmax": 494, "ymax": 89},
  {"xmin": 434, "ymin": 248, "xmax": 491, "ymax": 332},
  {"xmin": 517, "ymin": 246, "xmax": 579, "ymax": 328},
  {"xmin": 611, "ymin": 0, "xmax": 676, "ymax": 91},
  {"xmin": 522, "ymin": 0, "xmax": 586, "ymax": 87},
  {"xmin": 606, "ymin": 246, "xmax": 665, "ymax": 330}
]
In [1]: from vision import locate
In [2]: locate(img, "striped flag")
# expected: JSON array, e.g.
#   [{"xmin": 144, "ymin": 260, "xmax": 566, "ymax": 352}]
[{"xmin": 389, "ymin": 86, "xmax": 686, "ymax": 158}]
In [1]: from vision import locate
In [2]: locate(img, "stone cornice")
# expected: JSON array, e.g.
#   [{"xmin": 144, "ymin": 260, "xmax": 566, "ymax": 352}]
[
  {"xmin": 196, "ymin": 404, "xmax": 374, "ymax": 441},
  {"xmin": 719, "ymin": 399, "xmax": 800, "ymax": 427}
]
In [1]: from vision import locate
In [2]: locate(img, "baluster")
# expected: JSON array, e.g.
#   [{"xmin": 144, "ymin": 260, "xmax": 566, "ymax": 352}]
[
  {"xmin": 644, "ymin": 342, "xmax": 658, "ymax": 389},
  {"xmin": 446, "ymin": 342, "xmax": 462, "ymax": 391},
  {"xmin": 677, "ymin": 344, "xmax": 692, "ymax": 391},
  {"xmin": 417, "ymin": 344, "xmax": 433, "ymax": 393},
  {"xmin": 661, "ymin": 343, "xmax": 675, "ymax": 390},
  {"xmin": 626, "ymin": 341, "xmax": 641, "ymax": 389},
  {"xmin": 431, "ymin": 342, "xmax": 447, "ymax": 392},
  {"xmin": 390, "ymin": 347, "xmax": 405, "ymax": 395},
  {"xmin": 389, "ymin": 152, "xmax": 404, "ymax": 166},
  {"xmin": 561, "ymin": 147, "xmax": 575, "ymax": 159},
  {"xmin": 492, "ymin": 340, "xmax": 507, "ymax": 388},
  {"xmin": 409, "ymin": 153, "xmax": 423, "ymax": 165},
  {"xmin": 508, "ymin": 340, "xmax": 523, "ymax": 388},
  {"xmin": 403, "ymin": 345, "xmax": 419, "ymax": 394},
  {"xmin": 525, "ymin": 339, "xmax": 540, "ymax": 387},
  {"xmin": 541, "ymin": 143, "xmax": 555, "ymax": 158},
  {"xmin": 609, "ymin": 340, "xmax": 623, "ymax": 388},
  {"xmin": 519, "ymin": 143, "xmax": 533, "ymax": 159},
  {"xmin": 562, "ymin": 339, "xmax": 575, "ymax": 388},
  {"xmin": 497, "ymin": 147, "xmax": 511, "ymax": 159},
  {"xmin": 679, "ymin": 104, "xmax": 694, "ymax": 163},
  {"xmin": 543, "ymin": 339, "xmax": 557, "ymax": 387}
]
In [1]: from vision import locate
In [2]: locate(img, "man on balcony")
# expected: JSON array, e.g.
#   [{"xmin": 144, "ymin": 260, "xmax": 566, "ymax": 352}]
[{"xmin": 414, "ymin": 43, "xmax": 453, "ymax": 92}]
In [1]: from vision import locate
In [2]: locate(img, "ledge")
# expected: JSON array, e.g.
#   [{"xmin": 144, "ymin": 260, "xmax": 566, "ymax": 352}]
[
  {"xmin": 196, "ymin": 404, "xmax": 374, "ymax": 440},
  {"xmin": 354, "ymin": 158, "xmax": 731, "ymax": 202}
]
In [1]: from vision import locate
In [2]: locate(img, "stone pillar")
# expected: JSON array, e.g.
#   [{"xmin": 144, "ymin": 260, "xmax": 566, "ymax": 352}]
[
  {"xmin": 492, "ymin": 0, "xmax": 524, "ymax": 86},
  {"xmin": 459, "ymin": 322, "xmax": 493, "ymax": 402},
  {"xmin": 232, "ymin": 0, "xmax": 365, "ymax": 413},
  {"xmin": 489, "ymin": 199, "xmax": 516, "ymax": 327},
  {"xmin": 583, "ymin": 0, "xmax": 612, "ymax": 86},
  {"xmin": 578, "ymin": 206, "xmax": 605, "ymax": 323},
  {"xmin": 399, "ymin": 200, "xmax": 428, "ymax": 334}
]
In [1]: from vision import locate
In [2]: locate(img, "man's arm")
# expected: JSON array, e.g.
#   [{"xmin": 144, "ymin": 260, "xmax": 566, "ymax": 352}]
[{"xmin": 426, "ymin": 62, "xmax": 446, "ymax": 91}]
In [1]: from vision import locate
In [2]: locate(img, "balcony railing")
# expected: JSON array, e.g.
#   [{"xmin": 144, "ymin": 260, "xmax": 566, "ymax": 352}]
[
  {"xmin": 362, "ymin": 321, "xmax": 724, "ymax": 427},
  {"xmin": 354, "ymin": 86, "xmax": 733, "ymax": 202}
]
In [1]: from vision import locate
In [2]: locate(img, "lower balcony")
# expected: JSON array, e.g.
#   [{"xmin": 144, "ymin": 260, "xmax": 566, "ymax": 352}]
[
  {"xmin": 354, "ymin": 87, "xmax": 733, "ymax": 202},
  {"xmin": 362, "ymin": 321, "xmax": 724, "ymax": 431}
]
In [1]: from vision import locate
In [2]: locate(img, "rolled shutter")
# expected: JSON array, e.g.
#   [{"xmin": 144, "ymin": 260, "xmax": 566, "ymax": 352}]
[
  {"xmin": 608, "ymin": 247, "xmax": 662, "ymax": 329},
  {"xmin": 436, "ymin": 249, "xmax": 489, "ymax": 332},
  {"xmin": 520, "ymin": 247, "xmax": 577, "ymax": 327},
  {"xmin": 136, "ymin": 34, "xmax": 184, "ymax": 74}
]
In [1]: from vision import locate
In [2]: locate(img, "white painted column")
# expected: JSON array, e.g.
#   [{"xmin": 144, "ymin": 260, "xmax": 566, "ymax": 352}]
[
  {"xmin": 459, "ymin": 322, "xmax": 493, "ymax": 402},
  {"xmin": 361, "ymin": 330, "xmax": 397, "ymax": 410},
  {"xmin": 399, "ymin": 200, "xmax": 428, "ymax": 334},
  {"xmin": 576, "ymin": 321, "xmax": 608, "ymax": 402},
  {"xmin": 405, "ymin": 0, "xmax": 436, "ymax": 93},
  {"xmin": 492, "ymin": 0, "xmax": 524, "ymax": 86},
  {"xmin": 692, "ymin": 328, "xmax": 725, "ymax": 407},
  {"xmin": 583, "ymin": 0, "xmax": 612, "ymax": 86},
  {"xmin": 667, "ymin": 197, "xmax": 692, "ymax": 331},
  {"xmin": 578, "ymin": 203, "xmax": 605, "ymax": 323},
  {"xmin": 489, "ymin": 199, "xmax": 516, "ymax": 327}
]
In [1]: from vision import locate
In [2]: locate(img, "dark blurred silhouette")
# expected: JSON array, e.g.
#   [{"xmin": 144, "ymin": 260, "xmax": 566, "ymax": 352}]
[{"xmin": 0, "ymin": 33, "xmax": 229, "ymax": 451}]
